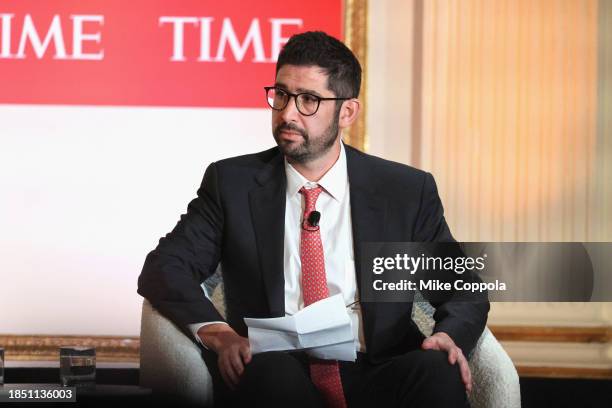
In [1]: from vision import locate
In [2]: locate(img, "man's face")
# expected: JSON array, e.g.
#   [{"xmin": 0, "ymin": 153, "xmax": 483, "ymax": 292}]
[{"xmin": 272, "ymin": 64, "xmax": 340, "ymax": 164}]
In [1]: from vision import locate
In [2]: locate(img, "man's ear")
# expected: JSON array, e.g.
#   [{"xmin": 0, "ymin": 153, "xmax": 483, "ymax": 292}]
[{"xmin": 338, "ymin": 99, "xmax": 361, "ymax": 129}]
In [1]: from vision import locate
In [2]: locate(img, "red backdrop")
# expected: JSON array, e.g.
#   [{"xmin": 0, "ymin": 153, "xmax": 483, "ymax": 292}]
[{"xmin": 0, "ymin": 0, "xmax": 343, "ymax": 107}]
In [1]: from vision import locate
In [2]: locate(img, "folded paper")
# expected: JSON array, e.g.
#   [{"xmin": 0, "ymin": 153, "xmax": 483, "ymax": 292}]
[{"xmin": 244, "ymin": 294, "xmax": 356, "ymax": 361}]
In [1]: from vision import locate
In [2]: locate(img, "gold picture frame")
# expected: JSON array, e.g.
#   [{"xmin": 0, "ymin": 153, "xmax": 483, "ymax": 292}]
[{"xmin": 0, "ymin": 334, "xmax": 140, "ymax": 362}]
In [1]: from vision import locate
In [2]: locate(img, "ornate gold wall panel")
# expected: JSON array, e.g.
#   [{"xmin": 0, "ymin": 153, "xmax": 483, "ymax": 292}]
[
  {"xmin": 0, "ymin": 335, "xmax": 139, "ymax": 362},
  {"xmin": 344, "ymin": 0, "xmax": 368, "ymax": 151}
]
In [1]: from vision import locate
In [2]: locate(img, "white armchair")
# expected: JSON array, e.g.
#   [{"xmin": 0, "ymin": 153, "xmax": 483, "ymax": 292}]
[
  {"xmin": 140, "ymin": 285, "xmax": 520, "ymax": 407},
  {"xmin": 411, "ymin": 301, "xmax": 521, "ymax": 408}
]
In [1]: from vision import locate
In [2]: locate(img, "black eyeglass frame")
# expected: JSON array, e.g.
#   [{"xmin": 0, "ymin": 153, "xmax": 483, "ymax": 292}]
[{"xmin": 264, "ymin": 86, "xmax": 352, "ymax": 116}]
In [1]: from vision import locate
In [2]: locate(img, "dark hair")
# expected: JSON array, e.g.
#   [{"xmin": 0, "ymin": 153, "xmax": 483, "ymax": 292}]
[{"xmin": 276, "ymin": 31, "xmax": 362, "ymax": 99}]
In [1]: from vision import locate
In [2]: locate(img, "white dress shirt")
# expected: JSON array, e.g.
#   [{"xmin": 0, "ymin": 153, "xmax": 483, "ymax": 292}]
[
  {"xmin": 283, "ymin": 142, "xmax": 365, "ymax": 352},
  {"xmin": 191, "ymin": 142, "xmax": 366, "ymax": 352}
]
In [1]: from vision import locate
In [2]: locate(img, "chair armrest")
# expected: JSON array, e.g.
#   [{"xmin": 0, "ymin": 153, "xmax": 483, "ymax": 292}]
[
  {"xmin": 412, "ymin": 302, "xmax": 521, "ymax": 408},
  {"xmin": 469, "ymin": 327, "xmax": 521, "ymax": 408},
  {"xmin": 140, "ymin": 299, "xmax": 214, "ymax": 407}
]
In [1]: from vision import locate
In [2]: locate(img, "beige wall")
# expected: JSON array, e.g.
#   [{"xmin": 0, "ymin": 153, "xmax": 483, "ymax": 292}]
[
  {"xmin": 419, "ymin": 0, "xmax": 605, "ymax": 243},
  {"xmin": 367, "ymin": 0, "xmax": 612, "ymax": 375},
  {"xmin": 368, "ymin": 0, "xmax": 610, "ymax": 241},
  {"xmin": 366, "ymin": 0, "xmax": 414, "ymax": 164}
]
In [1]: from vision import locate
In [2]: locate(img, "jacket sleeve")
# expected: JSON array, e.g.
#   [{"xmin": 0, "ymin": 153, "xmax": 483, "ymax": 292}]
[
  {"xmin": 137, "ymin": 162, "xmax": 225, "ymax": 330},
  {"xmin": 413, "ymin": 172, "xmax": 490, "ymax": 357}
]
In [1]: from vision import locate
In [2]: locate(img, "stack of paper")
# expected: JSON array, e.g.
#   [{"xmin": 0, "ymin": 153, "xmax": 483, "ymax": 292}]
[{"xmin": 244, "ymin": 294, "xmax": 356, "ymax": 361}]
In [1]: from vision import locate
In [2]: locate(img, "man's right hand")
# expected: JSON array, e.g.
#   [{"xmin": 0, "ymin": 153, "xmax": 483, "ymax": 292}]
[{"xmin": 197, "ymin": 323, "xmax": 252, "ymax": 390}]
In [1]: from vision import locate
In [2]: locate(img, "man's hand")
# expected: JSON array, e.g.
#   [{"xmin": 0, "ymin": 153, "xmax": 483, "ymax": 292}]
[
  {"xmin": 421, "ymin": 331, "xmax": 472, "ymax": 393},
  {"xmin": 197, "ymin": 323, "xmax": 252, "ymax": 390}
]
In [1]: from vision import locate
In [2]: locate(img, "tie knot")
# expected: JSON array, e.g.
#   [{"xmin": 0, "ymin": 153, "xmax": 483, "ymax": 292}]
[{"xmin": 299, "ymin": 185, "xmax": 323, "ymax": 212}]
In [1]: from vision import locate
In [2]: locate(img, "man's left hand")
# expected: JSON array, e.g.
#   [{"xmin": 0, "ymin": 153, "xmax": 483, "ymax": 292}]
[{"xmin": 421, "ymin": 332, "xmax": 472, "ymax": 393}]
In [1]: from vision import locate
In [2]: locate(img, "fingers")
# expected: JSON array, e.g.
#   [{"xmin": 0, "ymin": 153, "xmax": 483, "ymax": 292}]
[
  {"xmin": 447, "ymin": 347, "xmax": 458, "ymax": 365},
  {"xmin": 219, "ymin": 349, "xmax": 244, "ymax": 390},
  {"xmin": 434, "ymin": 338, "xmax": 458, "ymax": 365},
  {"xmin": 214, "ymin": 334, "xmax": 252, "ymax": 391},
  {"xmin": 239, "ymin": 344, "xmax": 252, "ymax": 364},
  {"xmin": 219, "ymin": 356, "xmax": 239, "ymax": 390},
  {"xmin": 442, "ymin": 345, "xmax": 472, "ymax": 392},
  {"xmin": 230, "ymin": 348, "xmax": 246, "ymax": 376},
  {"xmin": 221, "ymin": 359, "xmax": 240, "ymax": 389},
  {"xmin": 457, "ymin": 352, "xmax": 472, "ymax": 393},
  {"xmin": 424, "ymin": 333, "xmax": 473, "ymax": 393},
  {"xmin": 421, "ymin": 337, "xmax": 440, "ymax": 350}
]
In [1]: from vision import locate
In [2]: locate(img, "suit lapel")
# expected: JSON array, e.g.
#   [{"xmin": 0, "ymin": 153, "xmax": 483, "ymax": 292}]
[
  {"xmin": 346, "ymin": 146, "xmax": 389, "ymax": 350},
  {"xmin": 346, "ymin": 146, "xmax": 388, "ymax": 286},
  {"xmin": 249, "ymin": 150, "xmax": 286, "ymax": 317}
]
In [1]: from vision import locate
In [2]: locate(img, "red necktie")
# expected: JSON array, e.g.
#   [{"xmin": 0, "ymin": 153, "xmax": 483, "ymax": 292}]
[{"xmin": 299, "ymin": 186, "xmax": 347, "ymax": 408}]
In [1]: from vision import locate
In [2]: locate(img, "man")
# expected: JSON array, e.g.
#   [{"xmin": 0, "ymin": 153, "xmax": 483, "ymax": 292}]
[{"xmin": 138, "ymin": 31, "xmax": 489, "ymax": 407}]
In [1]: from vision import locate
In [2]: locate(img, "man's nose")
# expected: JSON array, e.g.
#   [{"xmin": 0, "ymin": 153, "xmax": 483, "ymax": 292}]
[{"xmin": 280, "ymin": 96, "xmax": 300, "ymax": 123}]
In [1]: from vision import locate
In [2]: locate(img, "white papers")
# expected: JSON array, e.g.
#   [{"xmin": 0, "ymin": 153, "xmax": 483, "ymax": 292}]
[{"xmin": 244, "ymin": 294, "xmax": 356, "ymax": 361}]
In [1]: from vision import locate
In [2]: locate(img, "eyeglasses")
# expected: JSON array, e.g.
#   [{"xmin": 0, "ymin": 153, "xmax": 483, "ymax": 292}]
[{"xmin": 264, "ymin": 86, "xmax": 351, "ymax": 116}]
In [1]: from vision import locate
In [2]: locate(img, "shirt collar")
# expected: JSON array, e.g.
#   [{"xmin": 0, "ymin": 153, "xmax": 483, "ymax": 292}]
[{"xmin": 284, "ymin": 142, "xmax": 348, "ymax": 202}]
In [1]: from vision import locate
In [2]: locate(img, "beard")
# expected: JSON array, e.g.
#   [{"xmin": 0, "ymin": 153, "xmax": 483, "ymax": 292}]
[{"xmin": 273, "ymin": 115, "xmax": 340, "ymax": 164}]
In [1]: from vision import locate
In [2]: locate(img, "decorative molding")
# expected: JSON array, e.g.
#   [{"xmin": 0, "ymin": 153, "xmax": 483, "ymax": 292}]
[
  {"xmin": 489, "ymin": 325, "xmax": 612, "ymax": 378},
  {"xmin": 0, "ymin": 335, "xmax": 139, "ymax": 363},
  {"xmin": 5, "ymin": 330, "xmax": 612, "ymax": 380},
  {"xmin": 517, "ymin": 366, "xmax": 612, "ymax": 380},
  {"xmin": 344, "ymin": 0, "xmax": 368, "ymax": 152},
  {"xmin": 490, "ymin": 325, "xmax": 612, "ymax": 377},
  {"xmin": 490, "ymin": 325, "xmax": 612, "ymax": 343},
  {"xmin": 500, "ymin": 341, "xmax": 612, "ymax": 372},
  {"xmin": 488, "ymin": 302, "xmax": 612, "ymax": 327}
]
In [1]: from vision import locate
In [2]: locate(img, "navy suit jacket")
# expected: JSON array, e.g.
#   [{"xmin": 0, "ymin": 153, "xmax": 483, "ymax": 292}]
[{"xmin": 138, "ymin": 144, "xmax": 489, "ymax": 363}]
